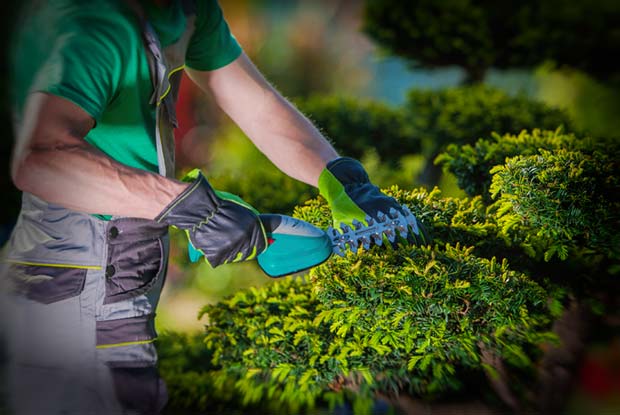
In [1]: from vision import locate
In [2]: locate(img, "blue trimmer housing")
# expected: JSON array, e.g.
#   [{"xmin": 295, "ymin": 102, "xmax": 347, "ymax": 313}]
[
  {"xmin": 258, "ymin": 214, "xmax": 332, "ymax": 277},
  {"xmin": 188, "ymin": 243, "xmax": 204, "ymax": 263},
  {"xmin": 188, "ymin": 214, "xmax": 333, "ymax": 278}
]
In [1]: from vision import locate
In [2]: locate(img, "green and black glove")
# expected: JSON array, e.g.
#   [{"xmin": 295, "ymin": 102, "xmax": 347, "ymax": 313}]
[
  {"xmin": 156, "ymin": 169, "xmax": 267, "ymax": 267},
  {"xmin": 318, "ymin": 157, "xmax": 430, "ymax": 245}
]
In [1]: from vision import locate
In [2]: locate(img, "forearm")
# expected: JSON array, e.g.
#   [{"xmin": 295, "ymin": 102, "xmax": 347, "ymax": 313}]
[
  {"xmin": 242, "ymin": 88, "xmax": 338, "ymax": 186},
  {"xmin": 13, "ymin": 144, "xmax": 187, "ymax": 219},
  {"xmin": 186, "ymin": 54, "xmax": 338, "ymax": 187},
  {"xmin": 11, "ymin": 92, "xmax": 188, "ymax": 219}
]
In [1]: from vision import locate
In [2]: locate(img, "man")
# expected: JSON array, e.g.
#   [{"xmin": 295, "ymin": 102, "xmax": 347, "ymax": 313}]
[{"xmin": 2, "ymin": 0, "xmax": 428, "ymax": 413}]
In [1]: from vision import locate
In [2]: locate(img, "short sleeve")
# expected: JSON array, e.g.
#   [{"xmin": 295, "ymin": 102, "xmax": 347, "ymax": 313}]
[
  {"xmin": 185, "ymin": 0, "xmax": 242, "ymax": 71},
  {"xmin": 29, "ymin": 16, "xmax": 130, "ymax": 121}
]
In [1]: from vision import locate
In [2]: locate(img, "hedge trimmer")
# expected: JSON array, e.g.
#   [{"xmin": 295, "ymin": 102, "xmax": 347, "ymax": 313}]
[
  {"xmin": 189, "ymin": 207, "xmax": 420, "ymax": 277},
  {"xmin": 187, "ymin": 157, "xmax": 429, "ymax": 277},
  {"xmin": 253, "ymin": 206, "xmax": 420, "ymax": 277}
]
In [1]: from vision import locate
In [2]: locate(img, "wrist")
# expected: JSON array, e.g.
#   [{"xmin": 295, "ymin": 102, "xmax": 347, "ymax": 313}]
[
  {"xmin": 318, "ymin": 157, "xmax": 370, "ymax": 197},
  {"xmin": 155, "ymin": 172, "xmax": 219, "ymax": 225}
]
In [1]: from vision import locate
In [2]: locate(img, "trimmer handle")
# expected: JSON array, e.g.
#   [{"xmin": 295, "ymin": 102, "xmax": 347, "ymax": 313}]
[{"xmin": 188, "ymin": 214, "xmax": 332, "ymax": 278}]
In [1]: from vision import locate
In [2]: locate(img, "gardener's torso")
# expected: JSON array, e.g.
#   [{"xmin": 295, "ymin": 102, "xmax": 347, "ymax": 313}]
[{"xmin": 11, "ymin": 0, "xmax": 241, "ymax": 181}]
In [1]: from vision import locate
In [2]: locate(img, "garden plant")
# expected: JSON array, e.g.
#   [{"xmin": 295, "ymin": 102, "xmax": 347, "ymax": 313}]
[
  {"xmin": 269, "ymin": 87, "xmax": 574, "ymax": 189},
  {"xmin": 158, "ymin": 129, "xmax": 619, "ymax": 414},
  {"xmin": 155, "ymin": 0, "xmax": 620, "ymax": 413}
]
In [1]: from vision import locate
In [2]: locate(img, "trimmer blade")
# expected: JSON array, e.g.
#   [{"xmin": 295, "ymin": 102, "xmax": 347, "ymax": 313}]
[{"xmin": 327, "ymin": 204, "xmax": 422, "ymax": 257}]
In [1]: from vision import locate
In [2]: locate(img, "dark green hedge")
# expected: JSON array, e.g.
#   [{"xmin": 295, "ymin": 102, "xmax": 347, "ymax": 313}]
[
  {"xmin": 158, "ymin": 131, "xmax": 618, "ymax": 414},
  {"xmin": 436, "ymin": 128, "xmax": 616, "ymax": 200},
  {"xmin": 490, "ymin": 148, "xmax": 620, "ymax": 264},
  {"xmin": 158, "ymin": 185, "xmax": 571, "ymax": 412},
  {"xmin": 293, "ymin": 87, "xmax": 573, "ymax": 188},
  {"xmin": 407, "ymin": 85, "xmax": 573, "ymax": 185},
  {"xmin": 407, "ymin": 85, "xmax": 573, "ymax": 157}
]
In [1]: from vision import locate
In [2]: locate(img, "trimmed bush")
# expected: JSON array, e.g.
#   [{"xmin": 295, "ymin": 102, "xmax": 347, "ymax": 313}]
[
  {"xmin": 436, "ymin": 128, "xmax": 616, "ymax": 201},
  {"xmin": 159, "ymin": 187, "xmax": 566, "ymax": 413},
  {"xmin": 407, "ymin": 87, "xmax": 573, "ymax": 150},
  {"xmin": 490, "ymin": 149, "xmax": 620, "ymax": 264},
  {"xmin": 193, "ymin": 244, "xmax": 556, "ymax": 413},
  {"xmin": 294, "ymin": 87, "xmax": 573, "ymax": 189},
  {"xmin": 159, "ymin": 139, "xmax": 618, "ymax": 413}
]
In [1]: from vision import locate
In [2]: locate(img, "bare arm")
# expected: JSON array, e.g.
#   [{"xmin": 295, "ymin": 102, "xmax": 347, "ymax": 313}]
[
  {"xmin": 11, "ymin": 92, "xmax": 188, "ymax": 219},
  {"xmin": 185, "ymin": 52, "xmax": 339, "ymax": 187}
]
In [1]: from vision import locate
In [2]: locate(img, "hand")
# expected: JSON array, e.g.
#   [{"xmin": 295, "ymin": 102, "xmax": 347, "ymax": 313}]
[
  {"xmin": 156, "ymin": 169, "xmax": 267, "ymax": 267},
  {"xmin": 318, "ymin": 157, "xmax": 430, "ymax": 245}
]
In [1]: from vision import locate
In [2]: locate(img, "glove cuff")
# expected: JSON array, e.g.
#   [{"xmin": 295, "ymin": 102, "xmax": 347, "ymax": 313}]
[
  {"xmin": 324, "ymin": 157, "xmax": 370, "ymax": 185},
  {"xmin": 155, "ymin": 171, "xmax": 219, "ymax": 227},
  {"xmin": 319, "ymin": 157, "xmax": 371, "ymax": 201}
]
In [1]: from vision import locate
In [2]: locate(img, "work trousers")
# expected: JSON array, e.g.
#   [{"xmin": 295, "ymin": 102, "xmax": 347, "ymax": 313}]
[{"xmin": 1, "ymin": 194, "xmax": 169, "ymax": 415}]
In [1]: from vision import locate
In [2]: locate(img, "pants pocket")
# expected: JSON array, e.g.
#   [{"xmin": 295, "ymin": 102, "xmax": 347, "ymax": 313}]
[
  {"xmin": 8, "ymin": 263, "xmax": 87, "ymax": 304},
  {"xmin": 105, "ymin": 236, "xmax": 165, "ymax": 304}
]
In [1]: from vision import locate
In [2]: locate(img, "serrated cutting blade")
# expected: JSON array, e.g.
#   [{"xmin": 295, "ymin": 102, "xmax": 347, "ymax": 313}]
[{"xmin": 327, "ymin": 204, "xmax": 420, "ymax": 256}]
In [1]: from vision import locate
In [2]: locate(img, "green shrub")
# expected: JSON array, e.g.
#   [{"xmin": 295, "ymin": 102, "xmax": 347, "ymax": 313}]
[
  {"xmin": 295, "ymin": 95, "xmax": 415, "ymax": 164},
  {"xmin": 490, "ymin": 149, "xmax": 620, "ymax": 264},
  {"xmin": 362, "ymin": 0, "xmax": 620, "ymax": 83},
  {"xmin": 295, "ymin": 87, "xmax": 573, "ymax": 189},
  {"xmin": 437, "ymin": 129, "xmax": 620, "ymax": 285},
  {"xmin": 159, "ymin": 186, "xmax": 565, "ymax": 413},
  {"xmin": 436, "ymin": 129, "xmax": 616, "ymax": 201},
  {"xmin": 160, "ymin": 245, "xmax": 558, "ymax": 413},
  {"xmin": 159, "ymin": 142, "xmax": 618, "ymax": 412},
  {"xmin": 296, "ymin": 187, "xmax": 503, "ymax": 262}
]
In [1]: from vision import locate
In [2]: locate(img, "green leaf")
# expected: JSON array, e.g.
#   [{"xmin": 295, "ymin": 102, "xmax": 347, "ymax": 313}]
[{"xmin": 407, "ymin": 355, "xmax": 423, "ymax": 370}]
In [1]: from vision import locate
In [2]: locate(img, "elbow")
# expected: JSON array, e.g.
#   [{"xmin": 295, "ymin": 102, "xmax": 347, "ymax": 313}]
[
  {"xmin": 11, "ymin": 157, "xmax": 29, "ymax": 192},
  {"xmin": 11, "ymin": 150, "xmax": 38, "ymax": 193}
]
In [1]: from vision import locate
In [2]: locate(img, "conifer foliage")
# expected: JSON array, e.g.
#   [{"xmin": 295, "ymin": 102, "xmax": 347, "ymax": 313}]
[{"xmin": 158, "ymin": 129, "xmax": 619, "ymax": 413}]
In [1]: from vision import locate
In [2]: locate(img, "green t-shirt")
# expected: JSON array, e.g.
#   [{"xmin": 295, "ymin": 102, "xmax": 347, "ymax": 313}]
[{"xmin": 11, "ymin": 0, "xmax": 242, "ymax": 174}]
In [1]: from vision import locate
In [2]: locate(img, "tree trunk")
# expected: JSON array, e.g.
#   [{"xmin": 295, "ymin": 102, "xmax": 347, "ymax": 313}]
[
  {"xmin": 532, "ymin": 298, "xmax": 591, "ymax": 413},
  {"xmin": 418, "ymin": 156, "xmax": 443, "ymax": 188},
  {"xmin": 463, "ymin": 67, "xmax": 486, "ymax": 85}
]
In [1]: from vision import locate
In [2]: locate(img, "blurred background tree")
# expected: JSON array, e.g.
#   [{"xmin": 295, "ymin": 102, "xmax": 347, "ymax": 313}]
[{"xmin": 363, "ymin": 0, "xmax": 620, "ymax": 85}]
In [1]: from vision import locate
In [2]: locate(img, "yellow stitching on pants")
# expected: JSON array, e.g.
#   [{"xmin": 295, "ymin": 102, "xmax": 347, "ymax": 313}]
[
  {"xmin": 4, "ymin": 259, "xmax": 102, "ymax": 270},
  {"xmin": 95, "ymin": 339, "xmax": 155, "ymax": 349}
]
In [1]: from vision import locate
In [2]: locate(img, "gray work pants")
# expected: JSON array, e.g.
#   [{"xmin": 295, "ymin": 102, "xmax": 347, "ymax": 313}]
[{"xmin": 1, "ymin": 194, "xmax": 169, "ymax": 415}]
